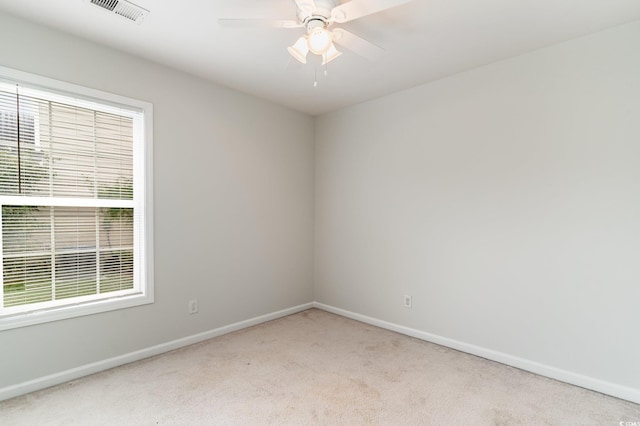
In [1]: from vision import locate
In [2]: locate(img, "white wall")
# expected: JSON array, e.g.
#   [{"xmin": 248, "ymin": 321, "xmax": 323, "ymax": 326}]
[
  {"xmin": 0, "ymin": 13, "xmax": 314, "ymax": 388},
  {"xmin": 315, "ymin": 21, "xmax": 640, "ymax": 393}
]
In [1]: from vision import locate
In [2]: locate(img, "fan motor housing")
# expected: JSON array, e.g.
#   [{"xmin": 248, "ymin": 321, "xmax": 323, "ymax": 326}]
[{"xmin": 296, "ymin": 0, "xmax": 339, "ymax": 25}]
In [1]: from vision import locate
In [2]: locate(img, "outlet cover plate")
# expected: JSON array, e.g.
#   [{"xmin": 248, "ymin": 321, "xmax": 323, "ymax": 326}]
[{"xmin": 403, "ymin": 295, "xmax": 412, "ymax": 308}]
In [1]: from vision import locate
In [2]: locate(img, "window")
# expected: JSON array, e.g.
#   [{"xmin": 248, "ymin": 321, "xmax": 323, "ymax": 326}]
[{"xmin": 0, "ymin": 66, "xmax": 153, "ymax": 330}]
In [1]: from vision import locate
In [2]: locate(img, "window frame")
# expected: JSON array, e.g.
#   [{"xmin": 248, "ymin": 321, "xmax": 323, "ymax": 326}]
[{"xmin": 0, "ymin": 65, "xmax": 154, "ymax": 330}]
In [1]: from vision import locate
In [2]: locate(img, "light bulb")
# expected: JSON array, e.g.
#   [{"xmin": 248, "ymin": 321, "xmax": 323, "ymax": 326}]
[{"xmin": 307, "ymin": 27, "xmax": 332, "ymax": 55}]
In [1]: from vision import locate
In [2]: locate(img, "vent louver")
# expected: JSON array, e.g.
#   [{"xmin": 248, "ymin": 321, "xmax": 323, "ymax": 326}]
[{"xmin": 88, "ymin": 0, "xmax": 149, "ymax": 23}]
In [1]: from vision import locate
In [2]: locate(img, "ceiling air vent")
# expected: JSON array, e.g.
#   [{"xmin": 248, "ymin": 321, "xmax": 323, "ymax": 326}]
[{"xmin": 88, "ymin": 0, "xmax": 149, "ymax": 23}]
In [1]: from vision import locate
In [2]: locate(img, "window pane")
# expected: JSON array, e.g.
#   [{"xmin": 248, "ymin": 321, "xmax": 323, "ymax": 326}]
[
  {"xmin": 55, "ymin": 251, "xmax": 97, "ymax": 300},
  {"xmin": 50, "ymin": 103, "xmax": 98, "ymax": 198},
  {"xmin": 96, "ymin": 113, "xmax": 133, "ymax": 200},
  {"xmin": 0, "ymin": 94, "xmax": 49, "ymax": 196},
  {"xmin": 19, "ymin": 146, "xmax": 50, "ymax": 196},
  {"xmin": 98, "ymin": 207, "xmax": 134, "ymax": 249},
  {"xmin": 3, "ymin": 255, "xmax": 52, "ymax": 307},
  {"xmin": 0, "ymin": 91, "xmax": 134, "ymax": 199},
  {"xmin": 2, "ymin": 205, "xmax": 135, "ymax": 307},
  {"xmin": 53, "ymin": 206, "xmax": 96, "ymax": 300},
  {"xmin": 0, "ymin": 148, "xmax": 19, "ymax": 194},
  {"xmin": 99, "ymin": 208, "xmax": 134, "ymax": 294},
  {"xmin": 0, "ymin": 90, "xmax": 19, "ymax": 195},
  {"xmin": 2, "ymin": 206, "xmax": 53, "ymax": 307},
  {"xmin": 0, "ymin": 91, "xmax": 18, "ymax": 146},
  {"xmin": 53, "ymin": 206, "xmax": 96, "ymax": 250},
  {"xmin": 100, "ymin": 249, "xmax": 133, "ymax": 294},
  {"xmin": 2, "ymin": 205, "xmax": 51, "ymax": 254}
]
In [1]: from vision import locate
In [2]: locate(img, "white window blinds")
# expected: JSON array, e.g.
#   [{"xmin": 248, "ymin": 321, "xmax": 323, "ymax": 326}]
[{"xmin": 0, "ymin": 81, "xmax": 143, "ymax": 314}]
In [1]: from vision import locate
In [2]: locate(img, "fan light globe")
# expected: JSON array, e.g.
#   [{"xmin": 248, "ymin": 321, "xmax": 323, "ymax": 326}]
[
  {"xmin": 307, "ymin": 27, "xmax": 332, "ymax": 55},
  {"xmin": 322, "ymin": 43, "xmax": 342, "ymax": 65},
  {"xmin": 288, "ymin": 36, "xmax": 309, "ymax": 64}
]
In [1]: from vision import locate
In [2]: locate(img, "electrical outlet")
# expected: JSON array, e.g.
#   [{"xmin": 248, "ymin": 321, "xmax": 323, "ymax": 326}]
[
  {"xmin": 403, "ymin": 295, "xmax": 412, "ymax": 308},
  {"xmin": 188, "ymin": 299, "xmax": 198, "ymax": 314}
]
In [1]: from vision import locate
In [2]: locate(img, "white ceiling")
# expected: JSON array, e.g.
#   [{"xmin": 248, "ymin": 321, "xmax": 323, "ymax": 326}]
[{"xmin": 1, "ymin": 0, "xmax": 639, "ymax": 115}]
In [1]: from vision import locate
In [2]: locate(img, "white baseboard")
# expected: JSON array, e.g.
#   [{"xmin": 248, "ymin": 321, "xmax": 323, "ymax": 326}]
[
  {"xmin": 313, "ymin": 302, "xmax": 640, "ymax": 405},
  {"xmin": 3, "ymin": 301, "xmax": 639, "ymax": 405},
  {"xmin": 0, "ymin": 302, "xmax": 313, "ymax": 402}
]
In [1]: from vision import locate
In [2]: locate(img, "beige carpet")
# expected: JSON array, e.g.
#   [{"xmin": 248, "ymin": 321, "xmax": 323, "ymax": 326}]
[{"xmin": 1, "ymin": 309, "xmax": 639, "ymax": 425}]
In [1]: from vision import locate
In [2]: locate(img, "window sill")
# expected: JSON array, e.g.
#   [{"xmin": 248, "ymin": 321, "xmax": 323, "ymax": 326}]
[{"xmin": 0, "ymin": 292, "xmax": 153, "ymax": 331}]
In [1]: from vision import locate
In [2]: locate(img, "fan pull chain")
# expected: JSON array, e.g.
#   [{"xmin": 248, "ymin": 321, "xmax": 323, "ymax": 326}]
[{"xmin": 314, "ymin": 67, "xmax": 318, "ymax": 87}]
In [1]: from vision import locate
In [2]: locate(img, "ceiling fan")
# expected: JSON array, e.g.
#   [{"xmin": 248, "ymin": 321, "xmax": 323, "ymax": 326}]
[{"xmin": 219, "ymin": 0, "xmax": 414, "ymax": 65}]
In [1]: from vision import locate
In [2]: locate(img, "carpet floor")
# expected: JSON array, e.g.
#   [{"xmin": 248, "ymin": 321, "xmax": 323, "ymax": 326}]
[{"xmin": 1, "ymin": 308, "xmax": 639, "ymax": 425}]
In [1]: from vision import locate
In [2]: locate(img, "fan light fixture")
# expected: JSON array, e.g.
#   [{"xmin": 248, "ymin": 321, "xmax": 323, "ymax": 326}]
[
  {"xmin": 322, "ymin": 43, "xmax": 342, "ymax": 64},
  {"xmin": 308, "ymin": 27, "xmax": 332, "ymax": 54},
  {"xmin": 288, "ymin": 36, "xmax": 310, "ymax": 64},
  {"xmin": 288, "ymin": 23, "xmax": 341, "ymax": 65}
]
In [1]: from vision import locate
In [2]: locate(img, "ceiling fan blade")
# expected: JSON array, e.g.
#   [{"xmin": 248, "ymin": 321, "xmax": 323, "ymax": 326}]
[
  {"xmin": 331, "ymin": 0, "xmax": 413, "ymax": 23},
  {"xmin": 218, "ymin": 19, "xmax": 302, "ymax": 29},
  {"xmin": 331, "ymin": 28, "xmax": 384, "ymax": 61},
  {"xmin": 294, "ymin": 0, "xmax": 317, "ymax": 14}
]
